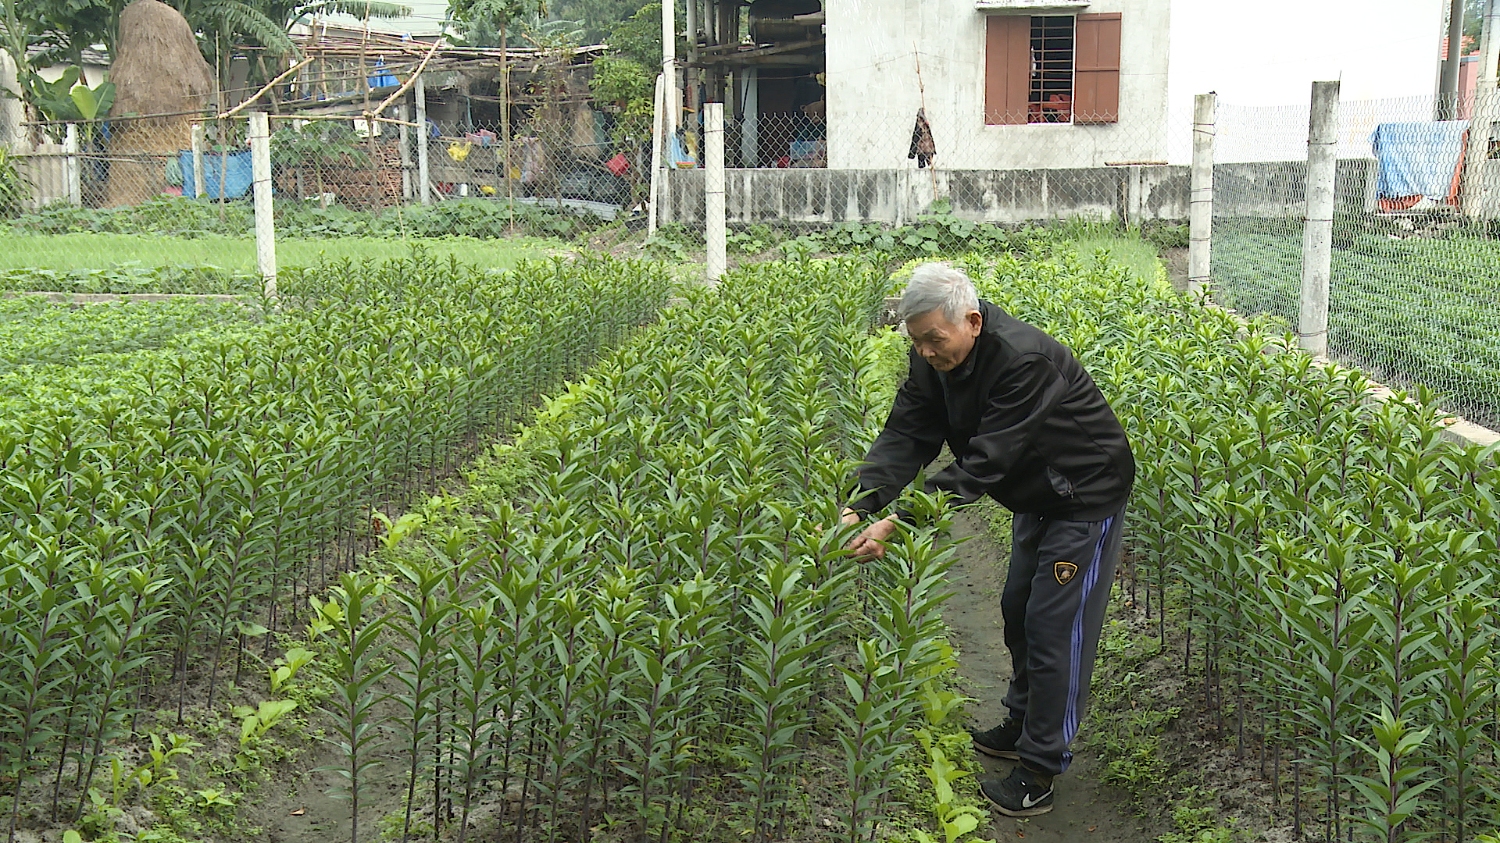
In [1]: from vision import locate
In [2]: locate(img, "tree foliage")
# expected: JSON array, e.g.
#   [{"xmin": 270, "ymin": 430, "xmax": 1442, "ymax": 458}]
[
  {"xmin": 604, "ymin": 1, "xmax": 662, "ymax": 67},
  {"xmin": 446, "ymin": 0, "xmax": 547, "ymax": 45},
  {"xmin": 546, "ymin": 0, "xmax": 647, "ymax": 45}
]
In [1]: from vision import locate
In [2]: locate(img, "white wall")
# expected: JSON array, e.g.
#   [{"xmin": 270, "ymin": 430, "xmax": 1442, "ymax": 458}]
[
  {"xmin": 825, "ymin": 0, "xmax": 1171, "ymax": 170},
  {"xmin": 0, "ymin": 53, "xmax": 22, "ymax": 149},
  {"xmin": 35, "ymin": 63, "xmax": 108, "ymax": 88},
  {"xmin": 1166, "ymin": 0, "xmax": 1446, "ymax": 162},
  {"xmin": 307, "ymin": 0, "xmax": 451, "ymax": 37}
]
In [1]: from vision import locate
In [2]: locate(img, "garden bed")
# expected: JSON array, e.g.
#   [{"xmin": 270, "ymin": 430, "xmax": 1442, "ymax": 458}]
[
  {"xmin": 0, "ymin": 252, "xmax": 671, "ymax": 842},
  {"xmin": 959, "ymin": 245, "xmax": 1500, "ymax": 841}
]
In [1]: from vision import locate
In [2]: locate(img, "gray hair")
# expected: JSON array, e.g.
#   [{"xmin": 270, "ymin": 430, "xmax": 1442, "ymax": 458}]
[{"xmin": 899, "ymin": 262, "xmax": 980, "ymax": 324}]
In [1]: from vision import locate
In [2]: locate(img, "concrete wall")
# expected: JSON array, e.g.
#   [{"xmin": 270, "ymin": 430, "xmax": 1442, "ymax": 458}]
[
  {"xmin": 824, "ymin": 0, "xmax": 1170, "ymax": 171},
  {"xmin": 659, "ymin": 159, "xmax": 1385, "ymax": 226},
  {"xmin": 14, "ymin": 146, "xmax": 77, "ymax": 208},
  {"xmin": 1214, "ymin": 158, "xmax": 1377, "ymax": 218},
  {"xmin": 662, "ymin": 164, "xmax": 1189, "ymax": 226}
]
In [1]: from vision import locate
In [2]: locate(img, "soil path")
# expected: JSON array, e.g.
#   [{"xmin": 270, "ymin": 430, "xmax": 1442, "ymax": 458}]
[{"xmin": 945, "ymin": 510, "xmax": 1162, "ymax": 843}]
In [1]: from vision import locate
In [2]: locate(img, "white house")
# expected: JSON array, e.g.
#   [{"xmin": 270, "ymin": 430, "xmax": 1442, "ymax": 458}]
[
  {"xmin": 715, "ymin": 0, "xmax": 1446, "ymax": 171},
  {"xmin": 825, "ymin": 0, "xmax": 1170, "ymax": 170}
]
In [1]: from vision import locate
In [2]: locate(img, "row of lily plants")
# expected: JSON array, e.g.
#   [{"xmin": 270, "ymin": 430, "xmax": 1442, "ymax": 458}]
[
  {"xmin": 961, "ymin": 247, "xmax": 1500, "ymax": 842},
  {"xmin": 306, "ymin": 258, "xmax": 992, "ymax": 843},
  {"xmin": 0, "ymin": 252, "xmax": 671, "ymax": 842}
]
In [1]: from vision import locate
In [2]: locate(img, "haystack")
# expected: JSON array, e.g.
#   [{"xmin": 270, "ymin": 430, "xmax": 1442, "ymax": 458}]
[{"xmin": 105, "ymin": 0, "xmax": 215, "ymax": 206}]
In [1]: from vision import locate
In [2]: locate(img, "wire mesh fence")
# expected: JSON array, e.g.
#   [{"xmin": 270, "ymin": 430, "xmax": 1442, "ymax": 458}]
[
  {"xmin": 1211, "ymin": 90, "xmax": 1500, "ymax": 429},
  {"xmin": 0, "ymin": 108, "xmax": 639, "ymax": 282}
]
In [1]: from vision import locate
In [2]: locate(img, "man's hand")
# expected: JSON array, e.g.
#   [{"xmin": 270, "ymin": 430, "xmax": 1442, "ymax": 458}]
[{"xmin": 846, "ymin": 514, "xmax": 900, "ymax": 562}]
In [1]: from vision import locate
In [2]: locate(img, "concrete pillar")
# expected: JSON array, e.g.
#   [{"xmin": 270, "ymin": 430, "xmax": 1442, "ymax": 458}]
[
  {"xmin": 1122, "ymin": 165, "xmax": 1142, "ymax": 229},
  {"xmin": 662, "ymin": 0, "xmax": 678, "ymax": 140},
  {"xmin": 705, "ymin": 102, "xmax": 726, "ymax": 283},
  {"xmin": 1188, "ymin": 92, "xmax": 1216, "ymax": 295},
  {"xmin": 415, "ymin": 74, "xmax": 431, "ymax": 205},
  {"xmin": 249, "ymin": 112, "xmax": 278, "ymax": 300},
  {"xmin": 1463, "ymin": 0, "xmax": 1499, "ymax": 217},
  {"xmin": 1440, "ymin": 0, "xmax": 1465, "ymax": 119},
  {"xmin": 1299, "ymin": 81, "xmax": 1339, "ymax": 357},
  {"xmin": 649, "ymin": 73, "xmax": 665, "ymax": 235},
  {"xmin": 398, "ymin": 104, "xmax": 412, "ymax": 201},
  {"xmin": 191, "ymin": 123, "xmax": 207, "ymax": 199},
  {"xmin": 63, "ymin": 123, "xmax": 81, "ymax": 206}
]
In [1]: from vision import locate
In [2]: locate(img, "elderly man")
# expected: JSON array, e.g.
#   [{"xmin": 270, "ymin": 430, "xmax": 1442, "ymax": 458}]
[{"xmin": 841, "ymin": 262, "xmax": 1135, "ymax": 818}]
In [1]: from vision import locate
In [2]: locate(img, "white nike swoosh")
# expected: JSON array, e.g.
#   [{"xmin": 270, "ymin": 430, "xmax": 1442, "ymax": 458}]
[{"xmin": 1021, "ymin": 790, "xmax": 1052, "ymax": 809}]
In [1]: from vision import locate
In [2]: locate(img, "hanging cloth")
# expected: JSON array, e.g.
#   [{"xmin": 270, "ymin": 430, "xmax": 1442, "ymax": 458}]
[{"xmin": 908, "ymin": 107, "xmax": 936, "ymax": 169}]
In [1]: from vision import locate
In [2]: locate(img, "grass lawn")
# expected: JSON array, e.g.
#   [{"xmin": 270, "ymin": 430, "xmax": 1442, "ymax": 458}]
[{"xmin": 0, "ymin": 233, "xmax": 566, "ymax": 273}]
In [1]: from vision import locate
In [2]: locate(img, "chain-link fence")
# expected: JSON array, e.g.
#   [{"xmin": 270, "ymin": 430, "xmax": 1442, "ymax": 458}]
[
  {"xmin": 0, "ymin": 104, "xmax": 639, "ymax": 283},
  {"xmin": 1212, "ymin": 90, "xmax": 1500, "ymax": 429},
  {"xmin": 5, "ymin": 111, "xmax": 642, "ymax": 213}
]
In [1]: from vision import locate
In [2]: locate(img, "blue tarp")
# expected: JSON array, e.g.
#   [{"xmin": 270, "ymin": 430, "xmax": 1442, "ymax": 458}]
[
  {"xmin": 1370, "ymin": 120, "xmax": 1468, "ymax": 202},
  {"xmin": 179, "ymin": 148, "xmax": 256, "ymax": 199}
]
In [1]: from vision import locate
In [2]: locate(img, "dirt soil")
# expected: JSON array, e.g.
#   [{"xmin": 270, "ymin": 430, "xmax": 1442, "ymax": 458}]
[{"xmin": 944, "ymin": 510, "xmax": 1167, "ymax": 842}]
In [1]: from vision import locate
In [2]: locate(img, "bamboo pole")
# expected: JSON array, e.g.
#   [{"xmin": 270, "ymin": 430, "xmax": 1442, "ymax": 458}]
[{"xmin": 218, "ymin": 57, "xmax": 314, "ymax": 120}]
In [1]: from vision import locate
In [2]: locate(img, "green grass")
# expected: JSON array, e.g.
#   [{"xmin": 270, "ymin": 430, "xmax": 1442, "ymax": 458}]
[
  {"xmin": 0, "ymin": 233, "xmax": 566, "ymax": 273},
  {"xmin": 1071, "ymin": 235, "xmax": 1170, "ymax": 288}
]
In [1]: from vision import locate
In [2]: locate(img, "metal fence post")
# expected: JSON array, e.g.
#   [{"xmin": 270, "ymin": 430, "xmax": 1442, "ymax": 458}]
[
  {"xmin": 249, "ymin": 112, "xmax": 278, "ymax": 300},
  {"xmin": 705, "ymin": 102, "xmax": 726, "ymax": 283},
  {"xmin": 1189, "ymin": 92, "xmax": 1216, "ymax": 295},
  {"xmin": 63, "ymin": 123, "xmax": 81, "ymax": 206},
  {"xmin": 1299, "ymin": 80, "xmax": 1339, "ymax": 357},
  {"xmin": 191, "ymin": 123, "xmax": 207, "ymax": 199},
  {"xmin": 415, "ymin": 74, "xmax": 431, "ymax": 205}
]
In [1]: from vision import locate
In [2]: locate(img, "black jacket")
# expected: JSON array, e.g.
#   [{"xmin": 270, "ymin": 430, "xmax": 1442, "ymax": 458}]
[{"xmin": 851, "ymin": 300, "xmax": 1134, "ymax": 521}]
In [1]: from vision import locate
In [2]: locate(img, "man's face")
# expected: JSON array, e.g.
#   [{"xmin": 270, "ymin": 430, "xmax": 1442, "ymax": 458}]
[{"xmin": 906, "ymin": 308, "xmax": 983, "ymax": 372}]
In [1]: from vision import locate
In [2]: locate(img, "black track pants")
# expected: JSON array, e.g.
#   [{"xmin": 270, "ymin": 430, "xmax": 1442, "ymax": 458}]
[{"xmin": 1000, "ymin": 506, "xmax": 1126, "ymax": 777}]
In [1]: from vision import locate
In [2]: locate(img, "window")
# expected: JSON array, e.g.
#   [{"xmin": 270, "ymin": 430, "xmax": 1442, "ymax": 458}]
[{"xmin": 984, "ymin": 12, "xmax": 1120, "ymax": 126}]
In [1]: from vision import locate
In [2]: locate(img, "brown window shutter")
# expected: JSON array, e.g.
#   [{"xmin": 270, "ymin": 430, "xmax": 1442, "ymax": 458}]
[
  {"xmin": 985, "ymin": 15, "xmax": 1031, "ymax": 125},
  {"xmin": 1074, "ymin": 13, "xmax": 1121, "ymax": 124}
]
